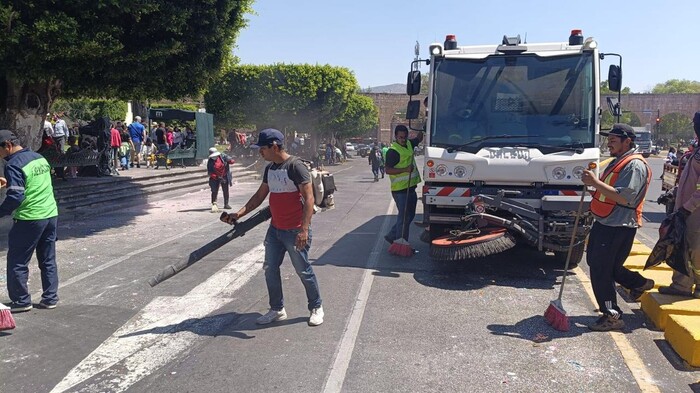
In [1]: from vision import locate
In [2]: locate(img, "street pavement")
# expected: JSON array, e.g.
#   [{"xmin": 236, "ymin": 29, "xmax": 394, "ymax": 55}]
[{"xmin": 1, "ymin": 155, "xmax": 699, "ymax": 393}]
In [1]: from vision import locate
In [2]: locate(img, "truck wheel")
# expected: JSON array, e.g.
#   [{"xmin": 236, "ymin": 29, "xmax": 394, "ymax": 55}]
[{"xmin": 553, "ymin": 243, "xmax": 585, "ymax": 269}]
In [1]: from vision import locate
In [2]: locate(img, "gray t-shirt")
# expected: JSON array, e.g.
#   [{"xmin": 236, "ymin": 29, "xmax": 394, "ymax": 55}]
[{"xmin": 595, "ymin": 150, "xmax": 649, "ymax": 228}]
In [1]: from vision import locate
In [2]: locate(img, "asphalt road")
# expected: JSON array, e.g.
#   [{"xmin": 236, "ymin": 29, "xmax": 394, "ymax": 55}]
[{"xmin": 1, "ymin": 154, "xmax": 698, "ymax": 393}]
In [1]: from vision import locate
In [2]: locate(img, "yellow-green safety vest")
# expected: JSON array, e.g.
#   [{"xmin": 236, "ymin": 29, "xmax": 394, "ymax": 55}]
[{"xmin": 388, "ymin": 141, "xmax": 421, "ymax": 192}]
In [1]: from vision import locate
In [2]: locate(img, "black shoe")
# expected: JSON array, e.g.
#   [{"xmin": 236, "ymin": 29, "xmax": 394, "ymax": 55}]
[
  {"xmin": 589, "ymin": 315, "xmax": 625, "ymax": 331},
  {"xmin": 5, "ymin": 302, "xmax": 32, "ymax": 313},
  {"xmin": 136, "ymin": 163, "xmax": 141, "ymax": 168},
  {"xmin": 658, "ymin": 286, "xmax": 692, "ymax": 297},
  {"xmin": 36, "ymin": 301, "xmax": 57, "ymax": 309},
  {"xmin": 384, "ymin": 234, "xmax": 394, "ymax": 244},
  {"xmin": 130, "ymin": 163, "xmax": 134, "ymax": 168},
  {"xmin": 629, "ymin": 279, "xmax": 655, "ymax": 301},
  {"xmin": 224, "ymin": 205, "xmax": 232, "ymax": 210}
]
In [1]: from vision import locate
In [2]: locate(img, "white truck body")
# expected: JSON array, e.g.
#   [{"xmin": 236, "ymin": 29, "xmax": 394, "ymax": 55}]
[{"xmin": 411, "ymin": 32, "xmax": 606, "ymax": 263}]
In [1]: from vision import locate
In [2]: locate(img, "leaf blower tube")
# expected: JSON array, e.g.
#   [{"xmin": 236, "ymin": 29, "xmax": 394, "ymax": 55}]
[{"xmin": 474, "ymin": 213, "xmax": 584, "ymax": 252}]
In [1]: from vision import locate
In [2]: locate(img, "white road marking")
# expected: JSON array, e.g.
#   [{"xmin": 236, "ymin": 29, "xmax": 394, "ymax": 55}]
[
  {"xmin": 49, "ymin": 244, "xmax": 265, "ymax": 393},
  {"xmin": 322, "ymin": 200, "xmax": 395, "ymax": 393}
]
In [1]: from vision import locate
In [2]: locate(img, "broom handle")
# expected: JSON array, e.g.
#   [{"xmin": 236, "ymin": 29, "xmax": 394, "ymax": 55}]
[
  {"xmin": 399, "ymin": 158, "xmax": 414, "ymax": 241},
  {"xmin": 556, "ymin": 185, "xmax": 587, "ymax": 301}
]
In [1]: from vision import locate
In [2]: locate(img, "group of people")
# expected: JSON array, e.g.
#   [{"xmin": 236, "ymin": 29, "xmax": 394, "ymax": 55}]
[{"xmin": 109, "ymin": 117, "xmax": 196, "ymax": 171}]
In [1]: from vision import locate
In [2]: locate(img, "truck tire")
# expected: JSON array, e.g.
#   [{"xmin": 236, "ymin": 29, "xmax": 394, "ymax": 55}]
[{"xmin": 553, "ymin": 243, "xmax": 585, "ymax": 269}]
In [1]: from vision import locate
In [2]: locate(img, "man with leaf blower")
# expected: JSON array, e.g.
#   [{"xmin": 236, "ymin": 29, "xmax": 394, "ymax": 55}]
[
  {"xmin": 384, "ymin": 125, "xmax": 423, "ymax": 256},
  {"xmin": 581, "ymin": 124, "xmax": 653, "ymax": 331},
  {"xmin": 219, "ymin": 128, "xmax": 324, "ymax": 326}
]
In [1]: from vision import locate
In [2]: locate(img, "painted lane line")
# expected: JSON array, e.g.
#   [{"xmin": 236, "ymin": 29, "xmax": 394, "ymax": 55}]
[
  {"xmin": 322, "ymin": 200, "xmax": 395, "ymax": 393},
  {"xmin": 50, "ymin": 243, "xmax": 265, "ymax": 393},
  {"xmin": 572, "ymin": 266, "xmax": 660, "ymax": 393}
]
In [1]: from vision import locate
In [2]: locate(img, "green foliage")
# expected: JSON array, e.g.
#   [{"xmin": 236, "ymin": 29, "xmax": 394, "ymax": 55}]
[
  {"xmin": 330, "ymin": 94, "xmax": 378, "ymax": 139},
  {"xmin": 651, "ymin": 79, "xmax": 700, "ymax": 94},
  {"xmin": 52, "ymin": 98, "xmax": 127, "ymax": 123},
  {"xmin": 601, "ymin": 109, "xmax": 640, "ymax": 129},
  {"xmin": 600, "ymin": 81, "xmax": 631, "ymax": 95},
  {"xmin": 205, "ymin": 64, "xmax": 360, "ymax": 133},
  {"xmin": 151, "ymin": 103, "xmax": 199, "ymax": 112},
  {"xmin": 0, "ymin": 0, "xmax": 254, "ymax": 100},
  {"xmin": 660, "ymin": 112, "xmax": 694, "ymax": 142}
]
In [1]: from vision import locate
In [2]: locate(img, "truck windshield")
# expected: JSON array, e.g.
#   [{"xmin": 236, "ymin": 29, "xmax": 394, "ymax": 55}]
[
  {"xmin": 636, "ymin": 132, "xmax": 651, "ymax": 141},
  {"xmin": 429, "ymin": 53, "xmax": 595, "ymax": 152}
]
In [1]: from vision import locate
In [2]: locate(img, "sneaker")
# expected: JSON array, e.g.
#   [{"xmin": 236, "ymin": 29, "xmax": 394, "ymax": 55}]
[
  {"xmin": 309, "ymin": 306, "xmax": 324, "ymax": 326},
  {"xmin": 37, "ymin": 301, "xmax": 57, "ymax": 309},
  {"xmin": 629, "ymin": 279, "xmax": 655, "ymax": 301},
  {"xmin": 211, "ymin": 202, "xmax": 219, "ymax": 213},
  {"xmin": 256, "ymin": 308, "xmax": 287, "ymax": 325},
  {"xmin": 658, "ymin": 285, "xmax": 692, "ymax": 297},
  {"xmin": 6, "ymin": 302, "xmax": 32, "ymax": 313},
  {"xmin": 589, "ymin": 315, "xmax": 625, "ymax": 331},
  {"xmin": 224, "ymin": 205, "xmax": 232, "ymax": 210}
]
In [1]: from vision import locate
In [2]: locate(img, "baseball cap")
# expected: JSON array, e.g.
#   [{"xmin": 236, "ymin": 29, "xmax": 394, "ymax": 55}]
[
  {"xmin": 599, "ymin": 123, "xmax": 636, "ymax": 140},
  {"xmin": 208, "ymin": 147, "xmax": 220, "ymax": 158},
  {"xmin": 254, "ymin": 128, "xmax": 284, "ymax": 147},
  {"xmin": 0, "ymin": 129, "xmax": 18, "ymax": 145}
]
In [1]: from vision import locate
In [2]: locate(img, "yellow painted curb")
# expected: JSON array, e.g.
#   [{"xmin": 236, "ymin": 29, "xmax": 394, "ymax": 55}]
[
  {"xmin": 623, "ymin": 254, "xmax": 671, "ymax": 271},
  {"xmin": 628, "ymin": 268, "xmax": 673, "ymax": 288},
  {"xmin": 641, "ymin": 292, "xmax": 700, "ymax": 329},
  {"xmin": 665, "ymin": 314, "xmax": 700, "ymax": 367},
  {"xmin": 629, "ymin": 243, "xmax": 652, "ymax": 256}
]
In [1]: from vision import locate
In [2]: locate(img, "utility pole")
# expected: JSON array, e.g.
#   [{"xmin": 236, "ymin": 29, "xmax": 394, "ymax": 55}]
[{"xmin": 656, "ymin": 109, "xmax": 661, "ymax": 142}]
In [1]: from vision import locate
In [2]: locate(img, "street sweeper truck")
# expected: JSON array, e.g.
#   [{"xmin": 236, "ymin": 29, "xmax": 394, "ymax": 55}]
[{"xmin": 405, "ymin": 30, "xmax": 622, "ymax": 264}]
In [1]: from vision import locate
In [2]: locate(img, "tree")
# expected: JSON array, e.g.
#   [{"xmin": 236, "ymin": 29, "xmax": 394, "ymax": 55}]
[
  {"xmin": 51, "ymin": 99, "xmax": 128, "ymax": 125},
  {"xmin": 651, "ymin": 79, "xmax": 700, "ymax": 94},
  {"xmin": 327, "ymin": 94, "xmax": 378, "ymax": 140},
  {"xmin": 660, "ymin": 112, "xmax": 693, "ymax": 143},
  {"xmin": 205, "ymin": 64, "xmax": 359, "ymax": 133},
  {"xmin": 600, "ymin": 81, "xmax": 631, "ymax": 95},
  {"xmin": 0, "ymin": 0, "xmax": 253, "ymax": 149}
]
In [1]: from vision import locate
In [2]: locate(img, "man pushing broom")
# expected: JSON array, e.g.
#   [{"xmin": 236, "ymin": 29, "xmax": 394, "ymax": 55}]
[{"xmin": 384, "ymin": 125, "xmax": 423, "ymax": 256}]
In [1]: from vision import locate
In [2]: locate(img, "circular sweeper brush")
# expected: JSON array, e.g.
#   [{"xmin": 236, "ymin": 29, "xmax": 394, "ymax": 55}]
[{"xmin": 430, "ymin": 227, "xmax": 516, "ymax": 261}]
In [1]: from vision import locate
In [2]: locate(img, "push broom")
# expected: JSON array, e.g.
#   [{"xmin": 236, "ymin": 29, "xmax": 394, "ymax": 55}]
[
  {"xmin": 0, "ymin": 302, "xmax": 16, "ymax": 331},
  {"xmin": 544, "ymin": 167, "xmax": 593, "ymax": 331},
  {"xmin": 388, "ymin": 163, "xmax": 415, "ymax": 257}
]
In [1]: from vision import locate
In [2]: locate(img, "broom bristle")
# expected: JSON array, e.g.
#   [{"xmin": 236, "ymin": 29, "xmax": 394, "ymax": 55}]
[
  {"xmin": 0, "ymin": 309, "xmax": 16, "ymax": 331},
  {"xmin": 430, "ymin": 234, "xmax": 515, "ymax": 260},
  {"xmin": 544, "ymin": 300, "xmax": 569, "ymax": 331},
  {"xmin": 388, "ymin": 239, "xmax": 413, "ymax": 257}
]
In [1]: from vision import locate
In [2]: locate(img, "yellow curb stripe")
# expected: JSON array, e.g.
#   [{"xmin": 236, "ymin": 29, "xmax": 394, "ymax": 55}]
[{"xmin": 572, "ymin": 266, "xmax": 661, "ymax": 392}]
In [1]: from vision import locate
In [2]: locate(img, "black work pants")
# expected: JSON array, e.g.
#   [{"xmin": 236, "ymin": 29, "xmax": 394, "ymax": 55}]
[
  {"xmin": 586, "ymin": 221, "xmax": 647, "ymax": 316},
  {"xmin": 209, "ymin": 178, "xmax": 229, "ymax": 205}
]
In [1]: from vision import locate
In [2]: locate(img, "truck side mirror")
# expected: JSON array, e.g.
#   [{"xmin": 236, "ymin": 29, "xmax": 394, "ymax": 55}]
[
  {"xmin": 406, "ymin": 71, "xmax": 421, "ymax": 96},
  {"xmin": 406, "ymin": 100, "xmax": 421, "ymax": 120},
  {"xmin": 608, "ymin": 65, "xmax": 622, "ymax": 92}
]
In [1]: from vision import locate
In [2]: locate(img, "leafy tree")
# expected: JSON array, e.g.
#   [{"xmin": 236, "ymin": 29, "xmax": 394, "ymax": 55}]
[
  {"xmin": 660, "ymin": 112, "xmax": 693, "ymax": 142},
  {"xmin": 205, "ymin": 64, "xmax": 358, "ymax": 133},
  {"xmin": 0, "ymin": 0, "xmax": 253, "ymax": 149},
  {"xmin": 651, "ymin": 79, "xmax": 700, "ymax": 94},
  {"xmin": 600, "ymin": 81, "xmax": 631, "ymax": 95},
  {"xmin": 327, "ymin": 94, "xmax": 378, "ymax": 140},
  {"xmin": 52, "ymin": 99, "xmax": 128, "ymax": 124}
]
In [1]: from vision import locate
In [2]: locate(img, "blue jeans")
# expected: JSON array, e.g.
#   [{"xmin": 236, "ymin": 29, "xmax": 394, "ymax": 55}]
[
  {"xmin": 7, "ymin": 217, "xmax": 59, "ymax": 306},
  {"xmin": 263, "ymin": 226, "xmax": 321, "ymax": 311},
  {"xmin": 389, "ymin": 187, "xmax": 418, "ymax": 241}
]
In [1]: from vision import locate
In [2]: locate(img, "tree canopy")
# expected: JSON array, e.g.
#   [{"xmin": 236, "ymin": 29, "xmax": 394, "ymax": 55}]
[
  {"xmin": 205, "ymin": 64, "xmax": 377, "ymax": 139},
  {"xmin": 651, "ymin": 79, "xmax": 700, "ymax": 94},
  {"xmin": 0, "ymin": 0, "xmax": 253, "ymax": 148}
]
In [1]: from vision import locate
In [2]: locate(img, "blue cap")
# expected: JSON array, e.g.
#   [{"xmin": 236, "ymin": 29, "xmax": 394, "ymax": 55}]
[{"xmin": 254, "ymin": 128, "xmax": 284, "ymax": 147}]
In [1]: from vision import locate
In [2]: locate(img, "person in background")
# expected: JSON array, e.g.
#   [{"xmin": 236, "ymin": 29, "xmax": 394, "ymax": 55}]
[
  {"xmin": 0, "ymin": 130, "xmax": 59, "ymax": 312},
  {"xmin": 172, "ymin": 127, "xmax": 183, "ymax": 149},
  {"xmin": 140, "ymin": 138, "xmax": 156, "ymax": 168},
  {"xmin": 207, "ymin": 147, "xmax": 234, "ymax": 212},
  {"xmin": 166, "ymin": 127, "xmax": 174, "ymax": 150},
  {"xmin": 155, "ymin": 122, "xmax": 168, "ymax": 152},
  {"xmin": 110, "ymin": 123, "xmax": 122, "ymax": 172},
  {"xmin": 658, "ymin": 113, "xmax": 700, "ymax": 298},
  {"xmin": 52, "ymin": 112, "xmax": 69, "ymax": 152},
  {"xmin": 220, "ymin": 128, "xmax": 324, "ymax": 326},
  {"xmin": 368, "ymin": 145, "xmax": 384, "ymax": 182},
  {"xmin": 128, "ymin": 116, "xmax": 146, "ymax": 168},
  {"xmin": 65, "ymin": 136, "xmax": 80, "ymax": 179},
  {"xmin": 582, "ymin": 123, "xmax": 653, "ymax": 331},
  {"xmin": 185, "ymin": 126, "xmax": 196, "ymax": 148}
]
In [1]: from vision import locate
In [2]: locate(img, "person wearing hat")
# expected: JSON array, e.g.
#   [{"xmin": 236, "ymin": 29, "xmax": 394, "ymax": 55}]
[
  {"xmin": 0, "ymin": 130, "xmax": 59, "ymax": 312},
  {"xmin": 581, "ymin": 123, "xmax": 653, "ymax": 331},
  {"xmin": 658, "ymin": 112, "xmax": 700, "ymax": 298},
  {"xmin": 206, "ymin": 147, "xmax": 234, "ymax": 213},
  {"xmin": 219, "ymin": 128, "xmax": 324, "ymax": 326}
]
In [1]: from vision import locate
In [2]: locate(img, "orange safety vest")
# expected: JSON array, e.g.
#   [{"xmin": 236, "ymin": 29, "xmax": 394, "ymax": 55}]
[{"xmin": 590, "ymin": 153, "xmax": 651, "ymax": 225}]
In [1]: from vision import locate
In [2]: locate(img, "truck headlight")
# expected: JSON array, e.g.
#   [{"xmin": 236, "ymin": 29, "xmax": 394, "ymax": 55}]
[
  {"xmin": 572, "ymin": 166, "xmax": 585, "ymax": 179},
  {"xmin": 436, "ymin": 164, "xmax": 447, "ymax": 176},
  {"xmin": 454, "ymin": 166, "xmax": 467, "ymax": 178},
  {"xmin": 552, "ymin": 167, "xmax": 566, "ymax": 180}
]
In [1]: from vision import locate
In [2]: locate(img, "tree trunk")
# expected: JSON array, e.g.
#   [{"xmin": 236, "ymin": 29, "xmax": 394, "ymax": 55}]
[
  {"xmin": 132, "ymin": 100, "xmax": 149, "ymax": 119},
  {"xmin": 0, "ymin": 76, "xmax": 61, "ymax": 151}
]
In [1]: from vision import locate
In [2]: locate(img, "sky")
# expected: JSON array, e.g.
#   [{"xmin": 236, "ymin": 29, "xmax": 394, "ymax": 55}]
[{"xmin": 234, "ymin": 0, "xmax": 699, "ymax": 93}]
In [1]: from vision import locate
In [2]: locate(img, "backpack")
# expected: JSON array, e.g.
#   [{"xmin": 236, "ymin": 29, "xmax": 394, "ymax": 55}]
[{"xmin": 299, "ymin": 158, "xmax": 336, "ymax": 209}]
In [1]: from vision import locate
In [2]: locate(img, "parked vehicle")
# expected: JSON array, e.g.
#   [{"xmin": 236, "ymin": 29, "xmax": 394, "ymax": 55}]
[
  {"xmin": 356, "ymin": 144, "xmax": 371, "ymax": 157},
  {"xmin": 345, "ymin": 142, "xmax": 355, "ymax": 152}
]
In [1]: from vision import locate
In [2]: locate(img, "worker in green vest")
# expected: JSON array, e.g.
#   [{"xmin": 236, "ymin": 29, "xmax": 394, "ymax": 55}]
[{"xmin": 384, "ymin": 125, "xmax": 423, "ymax": 245}]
